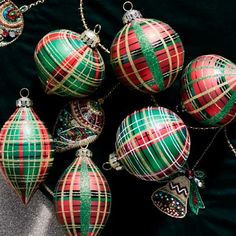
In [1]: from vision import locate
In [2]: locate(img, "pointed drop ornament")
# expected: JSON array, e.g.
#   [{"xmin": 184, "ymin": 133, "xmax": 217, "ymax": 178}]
[
  {"xmin": 0, "ymin": 88, "xmax": 53, "ymax": 204},
  {"xmin": 110, "ymin": 1, "xmax": 184, "ymax": 94},
  {"xmin": 152, "ymin": 176, "xmax": 190, "ymax": 218},
  {"xmin": 34, "ymin": 25, "xmax": 105, "ymax": 97},
  {"xmin": 54, "ymin": 148, "xmax": 111, "ymax": 236}
]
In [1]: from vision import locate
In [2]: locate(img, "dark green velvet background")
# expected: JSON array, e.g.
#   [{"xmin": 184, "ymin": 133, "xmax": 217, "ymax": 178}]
[{"xmin": 0, "ymin": 0, "xmax": 236, "ymax": 235}]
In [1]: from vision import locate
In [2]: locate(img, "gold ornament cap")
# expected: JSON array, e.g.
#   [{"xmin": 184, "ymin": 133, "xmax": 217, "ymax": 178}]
[{"xmin": 122, "ymin": 1, "xmax": 143, "ymax": 24}]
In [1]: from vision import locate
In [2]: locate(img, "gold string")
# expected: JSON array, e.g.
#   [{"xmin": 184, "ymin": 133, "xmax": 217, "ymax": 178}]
[
  {"xmin": 42, "ymin": 183, "xmax": 54, "ymax": 197},
  {"xmin": 224, "ymin": 126, "xmax": 236, "ymax": 157},
  {"xmin": 79, "ymin": 0, "xmax": 110, "ymax": 54},
  {"xmin": 20, "ymin": 0, "xmax": 46, "ymax": 13}
]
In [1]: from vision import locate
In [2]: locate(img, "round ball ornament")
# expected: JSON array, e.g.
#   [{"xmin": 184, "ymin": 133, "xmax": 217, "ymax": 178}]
[
  {"xmin": 110, "ymin": 106, "xmax": 190, "ymax": 182},
  {"xmin": 0, "ymin": 89, "xmax": 53, "ymax": 204},
  {"xmin": 53, "ymin": 99, "xmax": 105, "ymax": 153},
  {"xmin": 181, "ymin": 54, "xmax": 236, "ymax": 126},
  {"xmin": 110, "ymin": 1, "xmax": 184, "ymax": 94},
  {"xmin": 54, "ymin": 148, "xmax": 111, "ymax": 236},
  {"xmin": 34, "ymin": 26, "xmax": 105, "ymax": 97}
]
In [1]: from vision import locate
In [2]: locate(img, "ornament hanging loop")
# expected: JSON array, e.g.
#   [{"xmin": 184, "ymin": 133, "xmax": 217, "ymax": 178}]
[
  {"xmin": 94, "ymin": 24, "xmax": 101, "ymax": 34},
  {"xmin": 123, "ymin": 1, "xmax": 133, "ymax": 11},
  {"xmin": 19, "ymin": 88, "xmax": 30, "ymax": 98},
  {"xmin": 102, "ymin": 162, "xmax": 112, "ymax": 171}
]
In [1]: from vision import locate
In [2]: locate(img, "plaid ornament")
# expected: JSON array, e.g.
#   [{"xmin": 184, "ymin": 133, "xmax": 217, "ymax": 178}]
[
  {"xmin": 0, "ymin": 89, "xmax": 53, "ymax": 204},
  {"xmin": 34, "ymin": 29, "xmax": 105, "ymax": 97},
  {"xmin": 181, "ymin": 54, "xmax": 236, "ymax": 126},
  {"xmin": 54, "ymin": 148, "xmax": 111, "ymax": 236},
  {"xmin": 115, "ymin": 106, "xmax": 190, "ymax": 181},
  {"xmin": 110, "ymin": 4, "xmax": 184, "ymax": 94}
]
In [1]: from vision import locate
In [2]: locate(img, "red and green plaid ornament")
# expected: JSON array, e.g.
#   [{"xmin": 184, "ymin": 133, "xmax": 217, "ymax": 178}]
[
  {"xmin": 110, "ymin": 2, "xmax": 184, "ymax": 94},
  {"xmin": 54, "ymin": 148, "xmax": 111, "ymax": 236},
  {"xmin": 34, "ymin": 27, "xmax": 105, "ymax": 97},
  {"xmin": 0, "ymin": 89, "xmax": 53, "ymax": 204},
  {"xmin": 109, "ymin": 106, "xmax": 190, "ymax": 182},
  {"xmin": 181, "ymin": 54, "xmax": 236, "ymax": 126}
]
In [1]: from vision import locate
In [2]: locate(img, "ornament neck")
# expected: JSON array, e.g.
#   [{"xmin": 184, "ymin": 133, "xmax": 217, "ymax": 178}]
[
  {"xmin": 80, "ymin": 25, "xmax": 101, "ymax": 48},
  {"xmin": 16, "ymin": 88, "xmax": 33, "ymax": 107}
]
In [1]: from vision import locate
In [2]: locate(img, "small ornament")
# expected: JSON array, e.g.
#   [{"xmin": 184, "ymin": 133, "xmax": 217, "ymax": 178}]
[
  {"xmin": 53, "ymin": 99, "xmax": 105, "ymax": 153},
  {"xmin": 0, "ymin": 88, "xmax": 53, "ymax": 204},
  {"xmin": 107, "ymin": 106, "xmax": 190, "ymax": 182},
  {"xmin": 54, "ymin": 148, "xmax": 111, "ymax": 236},
  {"xmin": 151, "ymin": 176, "xmax": 190, "ymax": 218},
  {"xmin": 34, "ymin": 26, "xmax": 105, "ymax": 97},
  {"xmin": 181, "ymin": 54, "xmax": 236, "ymax": 126},
  {"xmin": 110, "ymin": 1, "xmax": 184, "ymax": 94},
  {"xmin": 0, "ymin": 0, "xmax": 46, "ymax": 47}
]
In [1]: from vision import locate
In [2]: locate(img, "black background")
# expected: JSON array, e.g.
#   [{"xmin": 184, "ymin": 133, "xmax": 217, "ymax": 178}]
[{"xmin": 0, "ymin": 0, "xmax": 236, "ymax": 235}]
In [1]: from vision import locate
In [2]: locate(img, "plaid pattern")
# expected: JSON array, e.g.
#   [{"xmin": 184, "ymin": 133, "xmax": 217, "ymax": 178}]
[
  {"xmin": 34, "ymin": 29, "xmax": 105, "ymax": 97},
  {"xmin": 53, "ymin": 99, "xmax": 105, "ymax": 153},
  {"xmin": 110, "ymin": 18, "xmax": 184, "ymax": 94},
  {"xmin": 115, "ymin": 107, "xmax": 190, "ymax": 182},
  {"xmin": 54, "ymin": 153, "xmax": 111, "ymax": 236},
  {"xmin": 181, "ymin": 54, "xmax": 236, "ymax": 126},
  {"xmin": 0, "ymin": 107, "xmax": 53, "ymax": 204}
]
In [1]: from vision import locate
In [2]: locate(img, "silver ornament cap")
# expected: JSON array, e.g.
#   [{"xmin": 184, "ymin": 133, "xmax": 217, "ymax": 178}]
[
  {"xmin": 16, "ymin": 88, "xmax": 33, "ymax": 107},
  {"xmin": 80, "ymin": 25, "xmax": 101, "ymax": 48},
  {"xmin": 122, "ymin": 1, "xmax": 143, "ymax": 24}
]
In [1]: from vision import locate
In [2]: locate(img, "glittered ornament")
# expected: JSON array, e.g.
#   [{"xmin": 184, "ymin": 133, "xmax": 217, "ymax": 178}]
[
  {"xmin": 0, "ymin": 89, "xmax": 53, "ymax": 204},
  {"xmin": 108, "ymin": 106, "xmax": 190, "ymax": 182},
  {"xmin": 0, "ymin": 0, "xmax": 24, "ymax": 47},
  {"xmin": 110, "ymin": 1, "xmax": 184, "ymax": 94},
  {"xmin": 34, "ymin": 26, "xmax": 105, "ymax": 97},
  {"xmin": 181, "ymin": 54, "xmax": 236, "ymax": 126},
  {"xmin": 54, "ymin": 148, "xmax": 111, "ymax": 236},
  {"xmin": 53, "ymin": 99, "xmax": 105, "ymax": 153},
  {"xmin": 152, "ymin": 176, "xmax": 190, "ymax": 218}
]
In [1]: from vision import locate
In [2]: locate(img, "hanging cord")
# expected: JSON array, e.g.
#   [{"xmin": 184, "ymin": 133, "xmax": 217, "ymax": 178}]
[
  {"xmin": 224, "ymin": 126, "xmax": 236, "ymax": 157},
  {"xmin": 79, "ymin": 0, "xmax": 110, "ymax": 54},
  {"xmin": 20, "ymin": 0, "xmax": 46, "ymax": 13}
]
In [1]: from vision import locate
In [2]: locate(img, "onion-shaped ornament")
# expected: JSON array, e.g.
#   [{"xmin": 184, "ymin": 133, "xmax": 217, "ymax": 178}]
[
  {"xmin": 53, "ymin": 99, "xmax": 105, "ymax": 153},
  {"xmin": 54, "ymin": 148, "xmax": 111, "ymax": 236},
  {"xmin": 181, "ymin": 54, "xmax": 236, "ymax": 126},
  {"xmin": 34, "ymin": 25, "xmax": 105, "ymax": 97},
  {"xmin": 0, "ymin": 88, "xmax": 53, "ymax": 204},
  {"xmin": 106, "ymin": 106, "xmax": 190, "ymax": 182},
  {"xmin": 110, "ymin": 1, "xmax": 184, "ymax": 94}
]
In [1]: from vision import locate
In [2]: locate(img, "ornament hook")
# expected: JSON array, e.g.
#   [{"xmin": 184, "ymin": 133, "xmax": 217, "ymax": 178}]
[
  {"xmin": 123, "ymin": 1, "xmax": 133, "ymax": 11},
  {"xmin": 19, "ymin": 88, "xmax": 30, "ymax": 98},
  {"xmin": 93, "ymin": 24, "xmax": 101, "ymax": 34}
]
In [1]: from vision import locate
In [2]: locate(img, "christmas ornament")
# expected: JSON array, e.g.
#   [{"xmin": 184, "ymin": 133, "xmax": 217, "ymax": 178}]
[
  {"xmin": 152, "ymin": 173, "xmax": 205, "ymax": 218},
  {"xmin": 152, "ymin": 176, "xmax": 190, "ymax": 218},
  {"xmin": 0, "ymin": 0, "xmax": 46, "ymax": 47},
  {"xmin": 53, "ymin": 99, "xmax": 105, "ymax": 153},
  {"xmin": 106, "ymin": 106, "xmax": 190, "ymax": 182},
  {"xmin": 54, "ymin": 148, "xmax": 111, "ymax": 236},
  {"xmin": 34, "ymin": 26, "xmax": 105, "ymax": 97},
  {"xmin": 110, "ymin": 1, "xmax": 184, "ymax": 94},
  {"xmin": 0, "ymin": 88, "xmax": 53, "ymax": 204},
  {"xmin": 181, "ymin": 54, "xmax": 236, "ymax": 126}
]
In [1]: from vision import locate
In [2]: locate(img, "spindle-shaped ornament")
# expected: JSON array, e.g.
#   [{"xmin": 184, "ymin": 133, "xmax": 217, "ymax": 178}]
[
  {"xmin": 54, "ymin": 148, "xmax": 111, "ymax": 236},
  {"xmin": 0, "ymin": 88, "xmax": 53, "ymax": 204},
  {"xmin": 110, "ymin": 1, "xmax": 184, "ymax": 94},
  {"xmin": 34, "ymin": 25, "xmax": 105, "ymax": 97}
]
